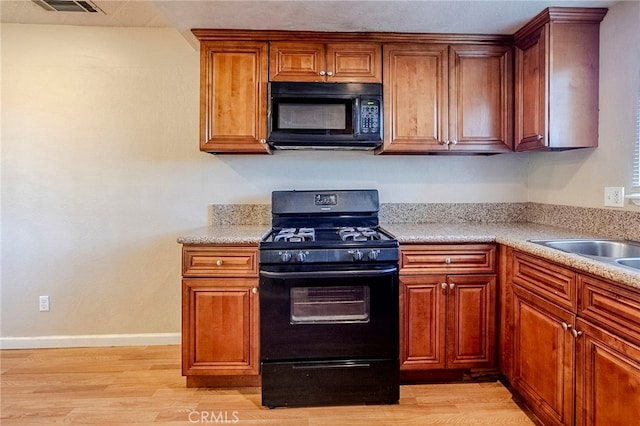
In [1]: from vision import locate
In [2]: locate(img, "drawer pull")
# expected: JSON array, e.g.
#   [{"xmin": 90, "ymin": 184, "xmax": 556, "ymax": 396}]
[
  {"xmin": 216, "ymin": 259, "xmax": 223, "ymax": 266},
  {"xmin": 445, "ymin": 257, "xmax": 452, "ymax": 264}
]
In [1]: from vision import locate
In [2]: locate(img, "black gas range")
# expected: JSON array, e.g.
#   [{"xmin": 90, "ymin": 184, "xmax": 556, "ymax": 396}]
[{"xmin": 259, "ymin": 189, "xmax": 400, "ymax": 408}]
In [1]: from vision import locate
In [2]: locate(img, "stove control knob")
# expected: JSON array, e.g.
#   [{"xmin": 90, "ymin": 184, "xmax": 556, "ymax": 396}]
[
  {"xmin": 279, "ymin": 251, "xmax": 292, "ymax": 263},
  {"xmin": 368, "ymin": 249, "xmax": 380, "ymax": 260},
  {"xmin": 349, "ymin": 250, "xmax": 364, "ymax": 261},
  {"xmin": 295, "ymin": 251, "xmax": 307, "ymax": 262}
]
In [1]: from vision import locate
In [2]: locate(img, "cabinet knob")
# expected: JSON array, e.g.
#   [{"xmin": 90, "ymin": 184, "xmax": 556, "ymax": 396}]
[
  {"xmin": 561, "ymin": 322, "xmax": 572, "ymax": 331},
  {"xmin": 571, "ymin": 328, "xmax": 583, "ymax": 338},
  {"xmin": 319, "ymin": 70, "xmax": 326, "ymax": 76},
  {"xmin": 444, "ymin": 257, "xmax": 452, "ymax": 264},
  {"xmin": 536, "ymin": 134, "xmax": 544, "ymax": 140},
  {"xmin": 252, "ymin": 287, "xmax": 258, "ymax": 294},
  {"xmin": 259, "ymin": 138, "xmax": 267, "ymax": 144},
  {"xmin": 442, "ymin": 140, "xmax": 450, "ymax": 146},
  {"xmin": 216, "ymin": 259, "xmax": 223, "ymax": 266},
  {"xmin": 451, "ymin": 140, "xmax": 458, "ymax": 145},
  {"xmin": 441, "ymin": 282, "xmax": 448, "ymax": 290},
  {"xmin": 326, "ymin": 71, "xmax": 334, "ymax": 76},
  {"xmin": 449, "ymin": 283, "xmax": 455, "ymax": 290}
]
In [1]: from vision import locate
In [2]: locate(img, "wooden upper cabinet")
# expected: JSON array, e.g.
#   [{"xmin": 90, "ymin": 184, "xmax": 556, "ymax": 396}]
[
  {"xmin": 514, "ymin": 8, "xmax": 607, "ymax": 151},
  {"xmin": 449, "ymin": 45, "xmax": 513, "ymax": 153},
  {"xmin": 380, "ymin": 43, "xmax": 513, "ymax": 154},
  {"xmin": 199, "ymin": 41, "xmax": 270, "ymax": 154},
  {"xmin": 382, "ymin": 43, "xmax": 449, "ymax": 153},
  {"xmin": 269, "ymin": 42, "xmax": 382, "ymax": 83}
]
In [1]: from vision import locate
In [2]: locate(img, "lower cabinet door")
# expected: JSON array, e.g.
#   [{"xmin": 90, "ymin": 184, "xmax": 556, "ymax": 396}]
[
  {"xmin": 446, "ymin": 274, "xmax": 496, "ymax": 368},
  {"xmin": 400, "ymin": 274, "xmax": 496, "ymax": 371},
  {"xmin": 182, "ymin": 278, "xmax": 259, "ymax": 376},
  {"xmin": 400, "ymin": 275, "xmax": 447, "ymax": 370},
  {"xmin": 575, "ymin": 318, "xmax": 640, "ymax": 426},
  {"xmin": 512, "ymin": 286, "xmax": 575, "ymax": 426}
]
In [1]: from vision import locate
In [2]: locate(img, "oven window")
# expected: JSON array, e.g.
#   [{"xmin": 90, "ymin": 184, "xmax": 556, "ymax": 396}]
[{"xmin": 290, "ymin": 286, "xmax": 370, "ymax": 324}]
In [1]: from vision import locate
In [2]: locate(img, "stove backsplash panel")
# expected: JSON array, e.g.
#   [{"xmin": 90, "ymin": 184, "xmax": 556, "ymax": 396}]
[{"xmin": 209, "ymin": 202, "xmax": 640, "ymax": 241}]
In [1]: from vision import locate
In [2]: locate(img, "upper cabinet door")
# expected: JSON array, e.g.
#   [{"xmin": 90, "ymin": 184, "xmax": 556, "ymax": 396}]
[
  {"xmin": 381, "ymin": 43, "xmax": 449, "ymax": 153},
  {"xmin": 515, "ymin": 26, "xmax": 548, "ymax": 151},
  {"xmin": 325, "ymin": 43, "xmax": 382, "ymax": 83},
  {"xmin": 270, "ymin": 42, "xmax": 382, "ymax": 83},
  {"xmin": 269, "ymin": 42, "xmax": 326, "ymax": 82},
  {"xmin": 199, "ymin": 41, "xmax": 270, "ymax": 153},
  {"xmin": 449, "ymin": 45, "xmax": 513, "ymax": 153},
  {"xmin": 514, "ymin": 8, "xmax": 607, "ymax": 151}
]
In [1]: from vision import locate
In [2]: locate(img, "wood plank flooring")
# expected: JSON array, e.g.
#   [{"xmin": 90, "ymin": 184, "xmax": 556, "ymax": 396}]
[{"xmin": 1, "ymin": 345, "xmax": 535, "ymax": 425}]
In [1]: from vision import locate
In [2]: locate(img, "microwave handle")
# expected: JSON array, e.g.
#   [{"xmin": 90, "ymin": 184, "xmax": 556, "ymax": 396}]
[{"xmin": 353, "ymin": 97, "xmax": 361, "ymax": 135}]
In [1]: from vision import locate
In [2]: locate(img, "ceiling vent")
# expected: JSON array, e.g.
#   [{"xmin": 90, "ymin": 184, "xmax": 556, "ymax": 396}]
[{"xmin": 32, "ymin": 0, "xmax": 103, "ymax": 13}]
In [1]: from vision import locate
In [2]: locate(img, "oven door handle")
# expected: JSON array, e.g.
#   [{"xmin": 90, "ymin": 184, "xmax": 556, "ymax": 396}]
[
  {"xmin": 292, "ymin": 361, "xmax": 371, "ymax": 370},
  {"xmin": 260, "ymin": 268, "xmax": 397, "ymax": 280}
]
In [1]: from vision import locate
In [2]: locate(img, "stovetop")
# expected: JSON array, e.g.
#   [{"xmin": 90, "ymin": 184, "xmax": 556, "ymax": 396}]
[
  {"xmin": 260, "ymin": 189, "xmax": 398, "ymax": 265},
  {"xmin": 264, "ymin": 226, "xmax": 392, "ymax": 244},
  {"xmin": 260, "ymin": 226, "xmax": 398, "ymax": 265}
]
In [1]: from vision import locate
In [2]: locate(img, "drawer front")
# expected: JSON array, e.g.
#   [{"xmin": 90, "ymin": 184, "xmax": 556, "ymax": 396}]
[
  {"xmin": 400, "ymin": 244, "xmax": 495, "ymax": 275},
  {"xmin": 579, "ymin": 274, "xmax": 640, "ymax": 346},
  {"xmin": 183, "ymin": 246, "xmax": 258, "ymax": 277},
  {"xmin": 512, "ymin": 251, "xmax": 577, "ymax": 311}
]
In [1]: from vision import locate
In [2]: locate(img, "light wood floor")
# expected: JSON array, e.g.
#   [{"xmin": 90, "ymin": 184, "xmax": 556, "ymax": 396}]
[{"xmin": 1, "ymin": 345, "xmax": 535, "ymax": 425}]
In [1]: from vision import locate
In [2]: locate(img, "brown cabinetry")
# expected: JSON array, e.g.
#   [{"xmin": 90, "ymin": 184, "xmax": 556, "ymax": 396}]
[
  {"xmin": 381, "ymin": 44, "xmax": 512, "ymax": 154},
  {"xmin": 197, "ymin": 41, "xmax": 270, "ymax": 154},
  {"xmin": 181, "ymin": 245, "xmax": 260, "ymax": 387},
  {"xmin": 506, "ymin": 249, "xmax": 640, "ymax": 426},
  {"xmin": 514, "ymin": 8, "xmax": 607, "ymax": 151},
  {"xmin": 400, "ymin": 244, "xmax": 496, "ymax": 377},
  {"xmin": 510, "ymin": 252, "xmax": 578, "ymax": 426},
  {"xmin": 575, "ymin": 275, "xmax": 640, "ymax": 426},
  {"xmin": 269, "ymin": 42, "xmax": 382, "ymax": 83},
  {"xmin": 512, "ymin": 285, "xmax": 576, "ymax": 426}
]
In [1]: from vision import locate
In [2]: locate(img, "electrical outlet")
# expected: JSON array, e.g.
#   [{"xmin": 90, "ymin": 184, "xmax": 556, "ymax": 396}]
[
  {"xmin": 604, "ymin": 187, "xmax": 625, "ymax": 207},
  {"xmin": 39, "ymin": 295, "xmax": 50, "ymax": 312}
]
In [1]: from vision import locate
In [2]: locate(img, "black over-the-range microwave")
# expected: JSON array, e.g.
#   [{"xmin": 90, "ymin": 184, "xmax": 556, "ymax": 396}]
[{"xmin": 267, "ymin": 82, "xmax": 383, "ymax": 150}]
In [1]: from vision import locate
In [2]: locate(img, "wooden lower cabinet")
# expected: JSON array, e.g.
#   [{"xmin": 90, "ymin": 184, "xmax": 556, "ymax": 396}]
[
  {"xmin": 401, "ymin": 274, "xmax": 496, "ymax": 371},
  {"xmin": 181, "ymin": 245, "xmax": 260, "ymax": 387},
  {"xmin": 575, "ymin": 318, "xmax": 640, "ymax": 426},
  {"xmin": 400, "ymin": 244, "xmax": 497, "ymax": 380},
  {"xmin": 506, "ymin": 249, "xmax": 640, "ymax": 426},
  {"xmin": 512, "ymin": 285, "xmax": 576, "ymax": 426}
]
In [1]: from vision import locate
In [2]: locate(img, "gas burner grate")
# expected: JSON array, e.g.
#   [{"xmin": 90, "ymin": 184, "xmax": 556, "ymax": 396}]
[
  {"xmin": 338, "ymin": 227, "xmax": 381, "ymax": 241},
  {"xmin": 274, "ymin": 227, "xmax": 316, "ymax": 242}
]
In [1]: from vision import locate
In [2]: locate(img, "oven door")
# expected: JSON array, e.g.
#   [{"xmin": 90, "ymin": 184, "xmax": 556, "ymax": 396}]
[{"xmin": 259, "ymin": 264, "xmax": 398, "ymax": 361}]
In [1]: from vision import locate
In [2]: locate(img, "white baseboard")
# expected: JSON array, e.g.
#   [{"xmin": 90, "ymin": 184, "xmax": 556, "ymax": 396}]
[{"xmin": 0, "ymin": 332, "xmax": 181, "ymax": 349}]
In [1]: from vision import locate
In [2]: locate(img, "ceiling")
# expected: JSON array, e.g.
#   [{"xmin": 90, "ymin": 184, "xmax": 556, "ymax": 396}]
[{"xmin": 0, "ymin": 0, "xmax": 618, "ymax": 47}]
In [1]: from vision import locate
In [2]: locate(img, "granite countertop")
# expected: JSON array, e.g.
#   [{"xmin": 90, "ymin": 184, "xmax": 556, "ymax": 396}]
[
  {"xmin": 177, "ymin": 222, "xmax": 640, "ymax": 289},
  {"xmin": 177, "ymin": 225, "xmax": 269, "ymax": 245}
]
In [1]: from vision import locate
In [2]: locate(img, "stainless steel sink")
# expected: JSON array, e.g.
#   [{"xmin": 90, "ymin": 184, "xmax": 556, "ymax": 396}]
[
  {"xmin": 616, "ymin": 258, "xmax": 640, "ymax": 270},
  {"xmin": 528, "ymin": 239, "xmax": 640, "ymax": 272},
  {"xmin": 530, "ymin": 239, "xmax": 640, "ymax": 258}
]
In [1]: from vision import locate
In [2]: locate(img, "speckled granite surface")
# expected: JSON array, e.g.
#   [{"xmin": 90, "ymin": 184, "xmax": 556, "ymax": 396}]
[
  {"xmin": 524, "ymin": 203, "xmax": 640, "ymax": 241},
  {"xmin": 386, "ymin": 222, "xmax": 640, "ymax": 289},
  {"xmin": 178, "ymin": 225, "xmax": 268, "ymax": 245},
  {"xmin": 209, "ymin": 204, "xmax": 271, "ymax": 226},
  {"xmin": 380, "ymin": 203, "xmax": 528, "ymax": 224},
  {"xmin": 181, "ymin": 203, "xmax": 640, "ymax": 288}
]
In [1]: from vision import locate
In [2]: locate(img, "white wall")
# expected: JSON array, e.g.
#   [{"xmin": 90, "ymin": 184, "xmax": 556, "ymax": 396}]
[
  {"xmin": 527, "ymin": 0, "xmax": 640, "ymax": 210},
  {"xmin": 1, "ymin": 1, "xmax": 635, "ymax": 344}
]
